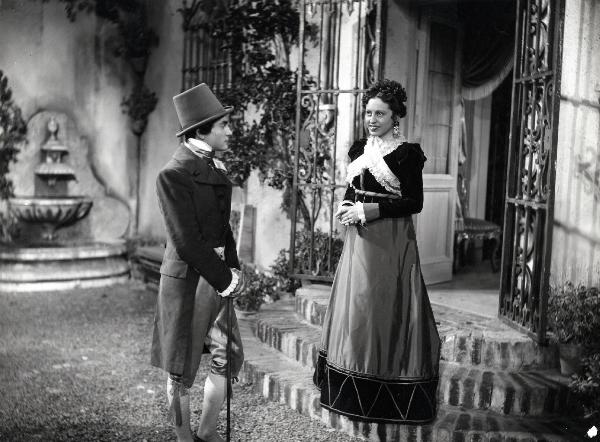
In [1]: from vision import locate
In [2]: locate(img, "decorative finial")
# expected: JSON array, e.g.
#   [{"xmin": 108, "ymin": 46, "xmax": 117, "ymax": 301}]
[{"xmin": 47, "ymin": 118, "xmax": 59, "ymax": 139}]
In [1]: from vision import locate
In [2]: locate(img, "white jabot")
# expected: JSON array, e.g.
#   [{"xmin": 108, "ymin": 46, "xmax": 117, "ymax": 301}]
[{"xmin": 345, "ymin": 133, "xmax": 406, "ymax": 196}]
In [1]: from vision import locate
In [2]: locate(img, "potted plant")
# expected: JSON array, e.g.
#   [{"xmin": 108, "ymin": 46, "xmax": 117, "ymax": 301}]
[
  {"xmin": 570, "ymin": 353, "xmax": 600, "ymax": 420},
  {"xmin": 270, "ymin": 249, "xmax": 301, "ymax": 297},
  {"xmin": 548, "ymin": 282, "xmax": 600, "ymax": 375},
  {"xmin": 234, "ymin": 264, "xmax": 277, "ymax": 316}
]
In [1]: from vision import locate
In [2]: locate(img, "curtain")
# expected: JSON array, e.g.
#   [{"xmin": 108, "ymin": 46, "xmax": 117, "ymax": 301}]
[{"xmin": 460, "ymin": 1, "xmax": 516, "ymax": 100}]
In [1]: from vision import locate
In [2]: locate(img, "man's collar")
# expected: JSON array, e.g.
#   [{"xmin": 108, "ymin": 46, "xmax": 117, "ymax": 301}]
[{"xmin": 184, "ymin": 137, "xmax": 214, "ymax": 158}]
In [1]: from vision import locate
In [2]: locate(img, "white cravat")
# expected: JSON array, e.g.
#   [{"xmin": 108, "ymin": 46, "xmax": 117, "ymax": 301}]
[{"xmin": 184, "ymin": 138, "xmax": 227, "ymax": 172}]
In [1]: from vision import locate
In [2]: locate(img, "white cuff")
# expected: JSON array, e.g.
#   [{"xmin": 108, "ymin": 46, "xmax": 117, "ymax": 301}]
[
  {"xmin": 218, "ymin": 269, "xmax": 239, "ymax": 297},
  {"xmin": 340, "ymin": 200, "xmax": 354, "ymax": 207},
  {"xmin": 355, "ymin": 201, "xmax": 366, "ymax": 224}
]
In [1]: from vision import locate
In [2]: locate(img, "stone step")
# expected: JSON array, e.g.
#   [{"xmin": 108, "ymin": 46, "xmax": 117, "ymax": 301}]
[
  {"xmin": 254, "ymin": 302, "xmax": 572, "ymax": 417},
  {"xmin": 295, "ymin": 286, "xmax": 559, "ymax": 370},
  {"xmin": 238, "ymin": 315, "xmax": 585, "ymax": 442}
]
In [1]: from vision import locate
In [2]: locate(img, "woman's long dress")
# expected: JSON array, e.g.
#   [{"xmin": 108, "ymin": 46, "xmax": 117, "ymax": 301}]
[{"xmin": 314, "ymin": 137, "xmax": 441, "ymax": 424}]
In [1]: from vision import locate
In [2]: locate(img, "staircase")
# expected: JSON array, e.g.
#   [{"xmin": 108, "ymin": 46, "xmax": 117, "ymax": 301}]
[{"xmin": 237, "ymin": 284, "xmax": 587, "ymax": 441}]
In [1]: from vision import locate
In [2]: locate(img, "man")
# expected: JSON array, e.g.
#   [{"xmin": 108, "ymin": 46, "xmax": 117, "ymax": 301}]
[{"xmin": 151, "ymin": 83, "xmax": 244, "ymax": 442}]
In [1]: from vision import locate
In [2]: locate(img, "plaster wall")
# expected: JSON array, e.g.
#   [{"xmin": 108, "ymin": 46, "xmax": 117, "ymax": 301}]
[
  {"xmin": 1, "ymin": 0, "xmax": 133, "ymax": 238},
  {"xmin": 138, "ymin": 0, "xmax": 184, "ymax": 241},
  {"xmin": 552, "ymin": 0, "xmax": 600, "ymax": 286}
]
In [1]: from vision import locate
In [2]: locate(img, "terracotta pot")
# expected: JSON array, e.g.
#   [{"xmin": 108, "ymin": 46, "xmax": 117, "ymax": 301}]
[{"xmin": 558, "ymin": 343, "xmax": 583, "ymax": 376}]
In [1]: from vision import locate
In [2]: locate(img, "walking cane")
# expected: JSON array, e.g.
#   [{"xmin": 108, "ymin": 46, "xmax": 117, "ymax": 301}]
[{"xmin": 225, "ymin": 296, "xmax": 233, "ymax": 442}]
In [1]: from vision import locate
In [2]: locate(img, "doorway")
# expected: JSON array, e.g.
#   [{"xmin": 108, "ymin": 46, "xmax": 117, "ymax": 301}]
[{"xmin": 427, "ymin": 1, "xmax": 515, "ymax": 317}]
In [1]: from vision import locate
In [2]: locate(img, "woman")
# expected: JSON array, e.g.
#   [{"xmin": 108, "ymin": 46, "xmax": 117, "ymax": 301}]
[
  {"xmin": 151, "ymin": 83, "xmax": 245, "ymax": 442},
  {"xmin": 313, "ymin": 79, "xmax": 441, "ymax": 424}
]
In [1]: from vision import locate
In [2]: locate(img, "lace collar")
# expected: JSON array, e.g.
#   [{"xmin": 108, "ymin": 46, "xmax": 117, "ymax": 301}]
[{"xmin": 345, "ymin": 134, "xmax": 406, "ymax": 195}]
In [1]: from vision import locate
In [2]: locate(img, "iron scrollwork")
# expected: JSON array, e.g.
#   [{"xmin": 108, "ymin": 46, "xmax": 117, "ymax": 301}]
[
  {"xmin": 500, "ymin": 0, "xmax": 562, "ymax": 342},
  {"xmin": 290, "ymin": 0, "xmax": 383, "ymax": 280}
]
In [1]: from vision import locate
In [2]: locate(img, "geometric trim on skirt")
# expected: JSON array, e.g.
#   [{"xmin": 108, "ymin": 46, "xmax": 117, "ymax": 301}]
[{"xmin": 314, "ymin": 350, "xmax": 439, "ymax": 424}]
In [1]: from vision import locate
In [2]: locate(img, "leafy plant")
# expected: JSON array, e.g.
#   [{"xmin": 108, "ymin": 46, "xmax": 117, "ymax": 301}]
[
  {"xmin": 548, "ymin": 282, "xmax": 600, "ymax": 420},
  {"xmin": 293, "ymin": 228, "xmax": 344, "ymax": 278},
  {"xmin": 570, "ymin": 353, "xmax": 600, "ymax": 420},
  {"xmin": 121, "ymin": 84, "xmax": 158, "ymax": 136},
  {"xmin": 270, "ymin": 249, "xmax": 302, "ymax": 294},
  {"xmin": 547, "ymin": 282, "xmax": 600, "ymax": 346},
  {"xmin": 0, "ymin": 70, "xmax": 27, "ymax": 243},
  {"xmin": 234, "ymin": 264, "xmax": 277, "ymax": 312},
  {"xmin": 271, "ymin": 229, "xmax": 344, "ymax": 287},
  {"xmin": 196, "ymin": 0, "xmax": 321, "ymax": 226}
]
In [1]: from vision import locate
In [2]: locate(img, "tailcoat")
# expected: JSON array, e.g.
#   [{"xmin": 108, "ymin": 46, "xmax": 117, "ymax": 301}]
[{"xmin": 150, "ymin": 145, "xmax": 243, "ymax": 388}]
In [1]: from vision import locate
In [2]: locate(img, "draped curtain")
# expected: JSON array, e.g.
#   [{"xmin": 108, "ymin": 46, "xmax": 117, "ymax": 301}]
[{"xmin": 460, "ymin": 1, "xmax": 516, "ymax": 101}]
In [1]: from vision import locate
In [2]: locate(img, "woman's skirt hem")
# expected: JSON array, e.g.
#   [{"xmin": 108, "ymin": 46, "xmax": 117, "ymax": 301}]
[{"xmin": 314, "ymin": 351, "xmax": 439, "ymax": 424}]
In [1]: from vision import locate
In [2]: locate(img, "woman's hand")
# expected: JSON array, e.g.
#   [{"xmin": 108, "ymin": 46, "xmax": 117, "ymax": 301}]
[
  {"xmin": 335, "ymin": 204, "xmax": 354, "ymax": 225},
  {"xmin": 339, "ymin": 205, "xmax": 362, "ymax": 225}
]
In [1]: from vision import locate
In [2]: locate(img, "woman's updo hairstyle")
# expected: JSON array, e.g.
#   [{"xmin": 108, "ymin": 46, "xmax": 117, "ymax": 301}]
[{"xmin": 362, "ymin": 79, "xmax": 408, "ymax": 119}]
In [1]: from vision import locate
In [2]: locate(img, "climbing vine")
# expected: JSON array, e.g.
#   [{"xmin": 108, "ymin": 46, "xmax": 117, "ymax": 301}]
[
  {"xmin": 42, "ymin": 0, "xmax": 159, "ymax": 135},
  {"xmin": 190, "ymin": 0, "xmax": 319, "ymax": 226}
]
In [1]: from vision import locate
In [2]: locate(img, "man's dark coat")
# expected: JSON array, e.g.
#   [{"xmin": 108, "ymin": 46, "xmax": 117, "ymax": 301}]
[{"xmin": 150, "ymin": 145, "xmax": 241, "ymax": 383}]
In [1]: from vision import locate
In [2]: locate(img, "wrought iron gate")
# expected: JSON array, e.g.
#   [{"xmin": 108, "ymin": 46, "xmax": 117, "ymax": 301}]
[
  {"xmin": 499, "ymin": 0, "xmax": 564, "ymax": 343},
  {"xmin": 289, "ymin": 0, "xmax": 384, "ymax": 280}
]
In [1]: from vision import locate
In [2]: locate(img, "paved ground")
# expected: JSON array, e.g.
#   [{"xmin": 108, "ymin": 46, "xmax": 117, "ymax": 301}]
[
  {"xmin": 0, "ymin": 281, "xmax": 361, "ymax": 442},
  {"xmin": 428, "ymin": 262, "xmax": 500, "ymax": 318}
]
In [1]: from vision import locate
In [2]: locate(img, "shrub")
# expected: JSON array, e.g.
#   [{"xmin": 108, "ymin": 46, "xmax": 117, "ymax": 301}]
[
  {"xmin": 270, "ymin": 228, "xmax": 345, "ymax": 294},
  {"xmin": 570, "ymin": 353, "xmax": 600, "ymax": 420},
  {"xmin": 547, "ymin": 282, "xmax": 600, "ymax": 346},
  {"xmin": 234, "ymin": 264, "xmax": 277, "ymax": 312},
  {"xmin": 270, "ymin": 249, "xmax": 302, "ymax": 294},
  {"xmin": 293, "ymin": 228, "xmax": 344, "ymax": 278},
  {"xmin": 549, "ymin": 281, "xmax": 600, "ymax": 420}
]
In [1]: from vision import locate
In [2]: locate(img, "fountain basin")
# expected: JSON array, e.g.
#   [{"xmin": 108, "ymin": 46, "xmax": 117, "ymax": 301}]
[
  {"xmin": 9, "ymin": 196, "xmax": 93, "ymax": 241},
  {"xmin": 0, "ymin": 241, "xmax": 130, "ymax": 292}
]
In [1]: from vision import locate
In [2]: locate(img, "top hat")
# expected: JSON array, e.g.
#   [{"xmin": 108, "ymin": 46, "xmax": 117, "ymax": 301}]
[{"xmin": 173, "ymin": 83, "xmax": 233, "ymax": 137}]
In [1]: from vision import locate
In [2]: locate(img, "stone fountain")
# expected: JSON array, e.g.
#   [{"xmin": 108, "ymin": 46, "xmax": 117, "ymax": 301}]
[
  {"xmin": 0, "ymin": 111, "xmax": 130, "ymax": 292},
  {"xmin": 10, "ymin": 118, "xmax": 93, "ymax": 241}
]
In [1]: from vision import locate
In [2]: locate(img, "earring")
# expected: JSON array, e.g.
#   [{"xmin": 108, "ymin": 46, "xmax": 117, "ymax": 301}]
[{"xmin": 392, "ymin": 122, "xmax": 401, "ymax": 138}]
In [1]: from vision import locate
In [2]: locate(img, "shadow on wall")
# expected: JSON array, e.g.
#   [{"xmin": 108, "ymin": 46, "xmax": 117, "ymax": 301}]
[{"xmin": 552, "ymin": 146, "xmax": 600, "ymax": 287}]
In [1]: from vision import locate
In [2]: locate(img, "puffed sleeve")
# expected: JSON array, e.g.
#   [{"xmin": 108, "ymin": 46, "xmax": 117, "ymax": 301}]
[
  {"xmin": 378, "ymin": 144, "xmax": 426, "ymax": 218},
  {"xmin": 156, "ymin": 167, "xmax": 233, "ymax": 291}
]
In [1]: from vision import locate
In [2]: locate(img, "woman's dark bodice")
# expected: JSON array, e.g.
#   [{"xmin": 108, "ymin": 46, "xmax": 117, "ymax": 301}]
[{"xmin": 343, "ymin": 138, "xmax": 427, "ymax": 218}]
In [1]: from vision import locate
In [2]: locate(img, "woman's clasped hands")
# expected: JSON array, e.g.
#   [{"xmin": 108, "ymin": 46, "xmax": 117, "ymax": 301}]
[{"xmin": 336, "ymin": 203, "xmax": 361, "ymax": 226}]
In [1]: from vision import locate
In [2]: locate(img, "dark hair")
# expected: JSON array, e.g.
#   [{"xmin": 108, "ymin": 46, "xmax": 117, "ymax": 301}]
[
  {"xmin": 183, "ymin": 119, "xmax": 216, "ymax": 140},
  {"xmin": 362, "ymin": 79, "xmax": 408, "ymax": 119}
]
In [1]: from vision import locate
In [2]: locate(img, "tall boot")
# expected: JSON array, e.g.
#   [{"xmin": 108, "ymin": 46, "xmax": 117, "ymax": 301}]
[
  {"xmin": 167, "ymin": 374, "xmax": 195, "ymax": 442},
  {"xmin": 196, "ymin": 373, "xmax": 226, "ymax": 442}
]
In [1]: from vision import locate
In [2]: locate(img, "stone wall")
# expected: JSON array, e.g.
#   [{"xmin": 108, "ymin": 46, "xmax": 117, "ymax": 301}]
[{"xmin": 552, "ymin": 0, "xmax": 600, "ymax": 286}]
